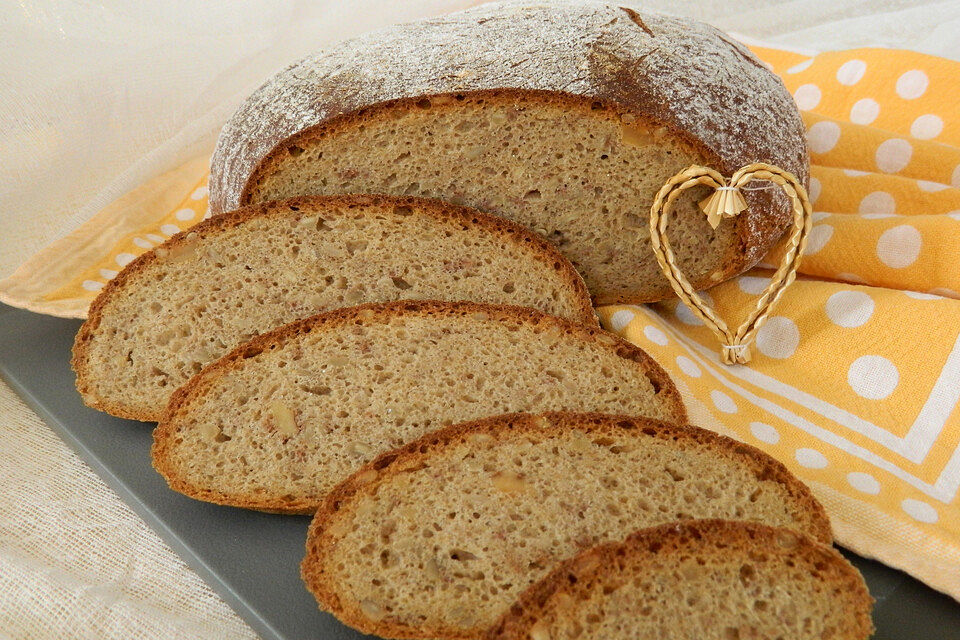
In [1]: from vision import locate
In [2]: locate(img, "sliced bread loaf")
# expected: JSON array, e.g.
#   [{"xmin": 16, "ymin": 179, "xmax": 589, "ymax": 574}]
[
  {"xmin": 210, "ymin": 2, "xmax": 808, "ymax": 303},
  {"xmin": 152, "ymin": 302, "xmax": 685, "ymax": 513},
  {"xmin": 487, "ymin": 520, "xmax": 873, "ymax": 640},
  {"xmin": 72, "ymin": 195, "xmax": 595, "ymax": 421},
  {"xmin": 301, "ymin": 412, "xmax": 831, "ymax": 639}
]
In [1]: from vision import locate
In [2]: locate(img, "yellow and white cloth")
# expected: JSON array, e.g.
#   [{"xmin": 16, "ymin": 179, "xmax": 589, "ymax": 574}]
[
  {"xmin": 2, "ymin": 44, "xmax": 959, "ymax": 600},
  {"xmin": 601, "ymin": 45, "xmax": 960, "ymax": 598}
]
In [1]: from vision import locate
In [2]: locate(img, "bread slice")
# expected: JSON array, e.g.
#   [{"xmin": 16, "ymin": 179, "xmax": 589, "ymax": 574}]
[
  {"xmin": 487, "ymin": 520, "xmax": 873, "ymax": 640},
  {"xmin": 301, "ymin": 412, "xmax": 831, "ymax": 639},
  {"xmin": 72, "ymin": 195, "xmax": 596, "ymax": 421},
  {"xmin": 210, "ymin": 2, "xmax": 808, "ymax": 303},
  {"xmin": 152, "ymin": 302, "xmax": 685, "ymax": 513}
]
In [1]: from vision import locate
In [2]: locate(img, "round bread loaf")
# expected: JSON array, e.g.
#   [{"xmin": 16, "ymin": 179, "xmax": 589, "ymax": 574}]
[{"xmin": 209, "ymin": 1, "xmax": 808, "ymax": 303}]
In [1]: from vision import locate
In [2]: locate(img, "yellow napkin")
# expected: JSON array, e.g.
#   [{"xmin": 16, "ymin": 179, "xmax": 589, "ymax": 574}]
[
  {"xmin": 2, "ymin": 43, "xmax": 958, "ymax": 600},
  {"xmin": 600, "ymin": 45, "xmax": 960, "ymax": 599}
]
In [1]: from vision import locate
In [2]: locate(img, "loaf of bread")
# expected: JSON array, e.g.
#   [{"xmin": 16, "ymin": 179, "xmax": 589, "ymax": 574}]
[
  {"xmin": 487, "ymin": 520, "xmax": 873, "ymax": 640},
  {"xmin": 209, "ymin": 1, "xmax": 808, "ymax": 303},
  {"xmin": 301, "ymin": 412, "xmax": 831, "ymax": 639},
  {"xmin": 152, "ymin": 302, "xmax": 685, "ymax": 513},
  {"xmin": 72, "ymin": 195, "xmax": 596, "ymax": 421}
]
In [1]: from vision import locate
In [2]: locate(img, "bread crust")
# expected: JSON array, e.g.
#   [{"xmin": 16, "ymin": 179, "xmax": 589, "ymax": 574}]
[
  {"xmin": 486, "ymin": 519, "xmax": 874, "ymax": 640},
  {"xmin": 301, "ymin": 412, "xmax": 833, "ymax": 639},
  {"xmin": 210, "ymin": 2, "xmax": 809, "ymax": 302},
  {"xmin": 72, "ymin": 194, "xmax": 597, "ymax": 421},
  {"xmin": 241, "ymin": 90, "xmax": 773, "ymax": 305},
  {"xmin": 151, "ymin": 303, "xmax": 687, "ymax": 512}
]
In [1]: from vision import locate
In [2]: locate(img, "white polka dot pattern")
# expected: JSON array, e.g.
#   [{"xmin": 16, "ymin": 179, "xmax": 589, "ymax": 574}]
[
  {"xmin": 807, "ymin": 121, "xmax": 841, "ymax": 153},
  {"xmin": 895, "ymin": 69, "xmax": 929, "ymax": 99},
  {"xmin": 836, "ymin": 59, "xmax": 867, "ymax": 85},
  {"xmin": 749, "ymin": 422, "xmax": 780, "ymax": 445},
  {"xmin": 794, "ymin": 84, "xmax": 821, "ymax": 110},
  {"xmin": 804, "ymin": 224, "xmax": 834, "ymax": 255},
  {"xmin": 710, "ymin": 390, "xmax": 737, "ymax": 414},
  {"xmin": 847, "ymin": 355, "xmax": 899, "ymax": 400},
  {"xmin": 755, "ymin": 316, "xmax": 799, "ymax": 359},
  {"xmin": 910, "ymin": 114, "xmax": 943, "ymax": 140},
  {"xmin": 796, "ymin": 448, "xmax": 829, "ymax": 469},
  {"xmin": 115, "ymin": 253, "xmax": 136, "ymax": 267},
  {"xmin": 608, "ymin": 309, "xmax": 634, "ymax": 332},
  {"xmin": 850, "ymin": 98, "xmax": 879, "ymax": 125},
  {"xmin": 875, "ymin": 138, "xmax": 913, "ymax": 173},
  {"xmin": 643, "ymin": 325, "xmax": 668, "ymax": 346},
  {"xmin": 847, "ymin": 472, "xmax": 881, "ymax": 494},
  {"xmin": 826, "ymin": 291, "xmax": 874, "ymax": 328},
  {"xmin": 676, "ymin": 356, "xmax": 701, "ymax": 378},
  {"xmin": 858, "ymin": 191, "xmax": 896, "ymax": 216},
  {"xmin": 876, "ymin": 225, "xmax": 922, "ymax": 268},
  {"xmin": 902, "ymin": 499, "xmax": 938, "ymax": 523},
  {"xmin": 738, "ymin": 275, "xmax": 771, "ymax": 295}
]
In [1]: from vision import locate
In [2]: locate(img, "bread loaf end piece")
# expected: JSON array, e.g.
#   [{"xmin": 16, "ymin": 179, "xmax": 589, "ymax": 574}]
[{"xmin": 487, "ymin": 520, "xmax": 873, "ymax": 640}]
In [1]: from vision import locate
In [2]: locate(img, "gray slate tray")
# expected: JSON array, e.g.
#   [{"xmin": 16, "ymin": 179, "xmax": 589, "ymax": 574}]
[{"xmin": 1, "ymin": 302, "xmax": 958, "ymax": 639}]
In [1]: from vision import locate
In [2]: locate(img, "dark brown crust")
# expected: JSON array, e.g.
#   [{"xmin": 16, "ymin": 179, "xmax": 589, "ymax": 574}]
[
  {"xmin": 301, "ymin": 411, "xmax": 832, "ymax": 640},
  {"xmin": 487, "ymin": 520, "xmax": 874, "ymax": 640},
  {"xmin": 239, "ymin": 90, "xmax": 791, "ymax": 304},
  {"xmin": 151, "ymin": 303, "xmax": 686, "ymax": 512},
  {"xmin": 71, "ymin": 194, "xmax": 598, "ymax": 421}
]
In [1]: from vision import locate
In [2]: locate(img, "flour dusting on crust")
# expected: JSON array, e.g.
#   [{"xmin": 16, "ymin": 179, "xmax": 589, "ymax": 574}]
[{"xmin": 210, "ymin": 0, "xmax": 808, "ymax": 260}]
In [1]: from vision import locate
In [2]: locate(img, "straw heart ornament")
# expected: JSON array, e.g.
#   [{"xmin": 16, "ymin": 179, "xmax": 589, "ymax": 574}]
[{"xmin": 649, "ymin": 163, "xmax": 813, "ymax": 365}]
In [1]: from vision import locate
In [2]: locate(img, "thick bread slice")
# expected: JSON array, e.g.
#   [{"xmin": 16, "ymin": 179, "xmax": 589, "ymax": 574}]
[
  {"xmin": 152, "ymin": 302, "xmax": 685, "ymax": 513},
  {"xmin": 301, "ymin": 412, "xmax": 831, "ymax": 639},
  {"xmin": 210, "ymin": 2, "xmax": 808, "ymax": 303},
  {"xmin": 487, "ymin": 520, "xmax": 873, "ymax": 640},
  {"xmin": 72, "ymin": 195, "xmax": 596, "ymax": 421}
]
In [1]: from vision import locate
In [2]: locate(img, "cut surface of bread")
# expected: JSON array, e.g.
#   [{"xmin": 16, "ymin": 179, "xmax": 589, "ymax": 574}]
[
  {"xmin": 301, "ymin": 412, "xmax": 831, "ymax": 639},
  {"xmin": 487, "ymin": 520, "xmax": 873, "ymax": 640},
  {"xmin": 72, "ymin": 195, "xmax": 595, "ymax": 421},
  {"xmin": 152, "ymin": 302, "xmax": 685, "ymax": 513},
  {"xmin": 210, "ymin": 2, "xmax": 809, "ymax": 303},
  {"xmin": 245, "ymin": 95, "xmax": 734, "ymax": 304}
]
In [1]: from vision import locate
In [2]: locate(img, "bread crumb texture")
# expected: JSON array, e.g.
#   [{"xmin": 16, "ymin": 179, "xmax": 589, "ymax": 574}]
[
  {"xmin": 302, "ymin": 412, "xmax": 832, "ymax": 638},
  {"xmin": 152, "ymin": 303, "xmax": 685, "ymax": 512},
  {"xmin": 72, "ymin": 195, "xmax": 594, "ymax": 420}
]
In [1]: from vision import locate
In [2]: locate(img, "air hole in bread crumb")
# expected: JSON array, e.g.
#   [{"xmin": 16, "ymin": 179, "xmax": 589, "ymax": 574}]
[
  {"xmin": 449, "ymin": 549, "xmax": 477, "ymax": 562},
  {"xmin": 300, "ymin": 384, "xmax": 331, "ymax": 396},
  {"xmin": 665, "ymin": 466, "xmax": 685, "ymax": 482},
  {"xmin": 391, "ymin": 276, "xmax": 412, "ymax": 290}
]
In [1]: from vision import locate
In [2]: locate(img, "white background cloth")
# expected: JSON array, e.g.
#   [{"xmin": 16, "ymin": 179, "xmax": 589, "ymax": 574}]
[{"xmin": 2, "ymin": 1, "xmax": 959, "ymax": 638}]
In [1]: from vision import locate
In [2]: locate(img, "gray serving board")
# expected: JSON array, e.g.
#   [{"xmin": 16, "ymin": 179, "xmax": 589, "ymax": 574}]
[{"xmin": 1, "ymin": 302, "xmax": 959, "ymax": 640}]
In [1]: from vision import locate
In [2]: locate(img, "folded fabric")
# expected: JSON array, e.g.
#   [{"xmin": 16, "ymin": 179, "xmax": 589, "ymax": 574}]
[
  {"xmin": 1, "ymin": 41, "xmax": 957, "ymax": 601},
  {"xmin": 600, "ymin": 44, "xmax": 960, "ymax": 599}
]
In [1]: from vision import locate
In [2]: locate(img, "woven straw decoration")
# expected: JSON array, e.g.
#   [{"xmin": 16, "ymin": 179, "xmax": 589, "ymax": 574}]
[{"xmin": 649, "ymin": 163, "xmax": 813, "ymax": 364}]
